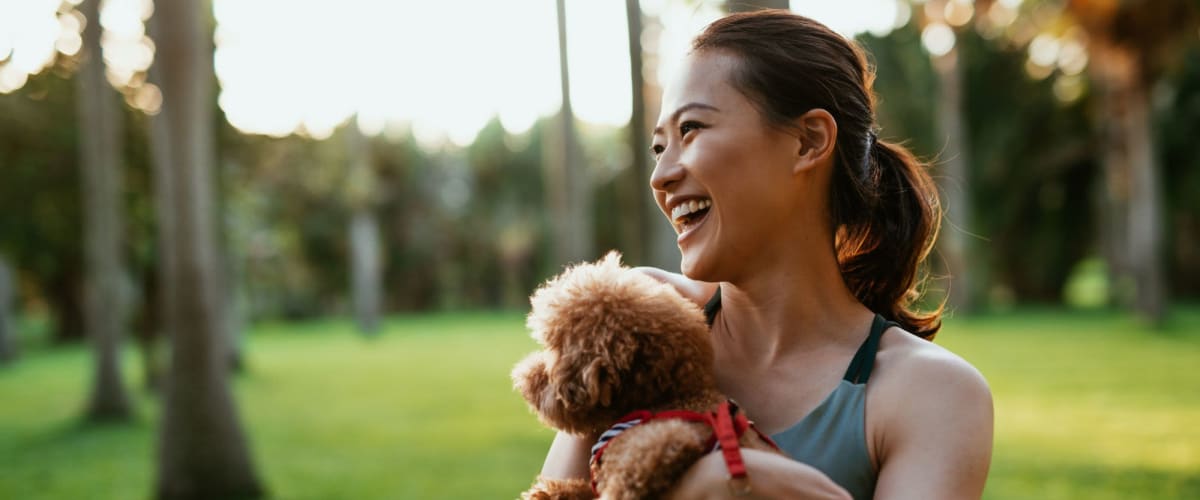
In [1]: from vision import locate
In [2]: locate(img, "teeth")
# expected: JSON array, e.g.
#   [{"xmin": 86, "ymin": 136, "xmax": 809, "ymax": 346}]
[{"xmin": 671, "ymin": 199, "xmax": 712, "ymax": 222}]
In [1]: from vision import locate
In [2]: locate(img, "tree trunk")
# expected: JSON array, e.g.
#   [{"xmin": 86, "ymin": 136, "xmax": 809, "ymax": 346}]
[
  {"xmin": 145, "ymin": 13, "xmax": 174, "ymax": 394},
  {"xmin": 554, "ymin": 0, "xmax": 593, "ymax": 265},
  {"xmin": 152, "ymin": 0, "xmax": 265, "ymax": 497},
  {"xmin": 77, "ymin": 0, "xmax": 134, "ymax": 422},
  {"xmin": 727, "ymin": 0, "xmax": 790, "ymax": 13},
  {"xmin": 621, "ymin": 0, "xmax": 650, "ymax": 265},
  {"xmin": 624, "ymin": 0, "xmax": 680, "ymax": 270},
  {"xmin": 0, "ymin": 255, "xmax": 16, "ymax": 363},
  {"xmin": 345, "ymin": 120, "xmax": 382, "ymax": 335},
  {"xmin": 1090, "ymin": 41, "xmax": 1168, "ymax": 324},
  {"xmin": 50, "ymin": 272, "xmax": 86, "ymax": 343},
  {"xmin": 932, "ymin": 47, "xmax": 975, "ymax": 313}
]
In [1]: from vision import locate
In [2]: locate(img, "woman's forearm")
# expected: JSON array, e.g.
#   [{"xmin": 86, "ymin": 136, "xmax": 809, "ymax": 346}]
[
  {"xmin": 539, "ymin": 431, "xmax": 591, "ymax": 479},
  {"xmin": 669, "ymin": 449, "xmax": 851, "ymax": 500}
]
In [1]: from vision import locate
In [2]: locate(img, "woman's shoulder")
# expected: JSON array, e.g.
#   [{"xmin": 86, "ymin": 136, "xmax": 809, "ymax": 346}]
[
  {"xmin": 872, "ymin": 324, "xmax": 991, "ymax": 411},
  {"xmin": 867, "ymin": 323, "xmax": 993, "ymax": 460},
  {"xmin": 632, "ymin": 267, "xmax": 719, "ymax": 309},
  {"xmin": 878, "ymin": 324, "xmax": 986, "ymax": 381}
]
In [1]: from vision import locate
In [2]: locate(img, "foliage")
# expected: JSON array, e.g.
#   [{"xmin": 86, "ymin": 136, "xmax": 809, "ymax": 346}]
[
  {"xmin": 1, "ymin": 309, "xmax": 1198, "ymax": 499},
  {"xmin": 1158, "ymin": 46, "xmax": 1200, "ymax": 296},
  {"xmin": 3, "ymin": 3, "xmax": 1200, "ymax": 339}
]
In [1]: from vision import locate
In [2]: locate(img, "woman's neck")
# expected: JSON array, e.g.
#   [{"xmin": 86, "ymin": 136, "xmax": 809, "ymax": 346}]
[{"xmin": 712, "ymin": 237, "xmax": 873, "ymax": 367}]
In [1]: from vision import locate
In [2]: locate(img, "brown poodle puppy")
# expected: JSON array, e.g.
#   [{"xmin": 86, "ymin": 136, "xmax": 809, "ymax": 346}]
[{"xmin": 512, "ymin": 253, "xmax": 779, "ymax": 500}]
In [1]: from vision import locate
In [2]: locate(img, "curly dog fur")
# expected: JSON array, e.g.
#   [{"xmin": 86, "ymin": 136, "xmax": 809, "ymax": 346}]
[{"xmin": 512, "ymin": 253, "xmax": 779, "ymax": 499}]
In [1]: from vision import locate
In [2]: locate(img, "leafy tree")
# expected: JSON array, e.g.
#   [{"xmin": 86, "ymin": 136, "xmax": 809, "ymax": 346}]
[{"xmin": 1065, "ymin": 0, "xmax": 1198, "ymax": 323}]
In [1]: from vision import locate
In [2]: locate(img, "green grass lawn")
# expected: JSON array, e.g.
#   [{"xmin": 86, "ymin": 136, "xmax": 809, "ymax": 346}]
[{"xmin": 0, "ymin": 308, "xmax": 1197, "ymax": 499}]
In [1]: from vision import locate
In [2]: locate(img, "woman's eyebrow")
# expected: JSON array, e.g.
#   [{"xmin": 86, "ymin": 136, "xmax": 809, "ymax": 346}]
[{"xmin": 653, "ymin": 102, "xmax": 720, "ymax": 135}]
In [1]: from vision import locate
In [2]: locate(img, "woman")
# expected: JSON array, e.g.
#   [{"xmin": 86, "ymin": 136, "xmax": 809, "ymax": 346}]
[{"xmin": 539, "ymin": 10, "xmax": 993, "ymax": 499}]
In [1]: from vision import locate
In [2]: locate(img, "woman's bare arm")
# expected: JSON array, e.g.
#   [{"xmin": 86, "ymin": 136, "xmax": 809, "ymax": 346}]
[
  {"xmin": 666, "ymin": 449, "xmax": 851, "ymax": 500},
  {"xmin": 870, "ymin": 349, "xmax": 994, "ymax": 499},
  {"xmin": 539, "ymin": 431, "xmax": 592, "ymax": 479}
]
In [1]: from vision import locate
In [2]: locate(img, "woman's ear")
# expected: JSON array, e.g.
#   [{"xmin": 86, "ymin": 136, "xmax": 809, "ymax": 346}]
[{"xmin": 792, "ymin": 108, "xmax": 838, "ymax": 175}]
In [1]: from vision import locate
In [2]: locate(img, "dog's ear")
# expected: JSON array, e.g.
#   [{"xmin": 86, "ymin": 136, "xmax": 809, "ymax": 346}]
[
  {"xmin": 545, "ymin": 330, "xmax": 639, "ymax": 433},
  {"xmin": 513, "ymin": 347, "xmax": 631, "ymax": 435},
  {"xmin": 512, "ymin": 352, "xmax": 555, "ymax": 421}
]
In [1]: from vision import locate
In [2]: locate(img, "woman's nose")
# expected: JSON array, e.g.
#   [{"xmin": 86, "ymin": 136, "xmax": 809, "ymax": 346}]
[{"xmin": 649, "ymin": 153, "xmax": 684, "ymax": 192}]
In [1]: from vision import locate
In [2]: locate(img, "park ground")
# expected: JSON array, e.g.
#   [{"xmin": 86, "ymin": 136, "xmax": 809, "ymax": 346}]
[{"xmin": 1, "ymin": 307, "xmax": 1198, "ymax": 499}]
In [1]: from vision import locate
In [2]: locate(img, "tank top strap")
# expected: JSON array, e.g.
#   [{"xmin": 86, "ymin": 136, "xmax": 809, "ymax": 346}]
[
  {"xmin": 842, "ymin": 314, "xmax": 901, "ymax": 384},
  {"xmin": 703, "ymin": 286, "xmax": 722, "ymax": 327}
]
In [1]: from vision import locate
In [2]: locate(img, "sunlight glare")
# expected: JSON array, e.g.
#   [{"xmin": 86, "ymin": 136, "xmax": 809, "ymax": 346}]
[
  {"xmin": 792, "ymin": 0, "xmax": 905, "ymax": 38},
  {"xmin": 0, "ymin": 63, "xmax": 28, "ymax": 93},
  {"xmin": 1, "ymin": 0, "xmax": 906, "ymax": 141},
  {"xmin": 921, "ymin": 22, "xmax": 956, "ymax": 57},
  {"xmin": 944, "ymin": 0, "xmax": 974, "ymax": 27},
  {"xmin": 132, "ymin": 81, "xmax": 161, "ymax": 114},
  {"xmin": 1028, "ymin": 33, "xmax": 1059, "ymax": 68},
  {"xmin": 212, "ymin": 0, "xmax": 635, "ymax": 142},
  {"xmin": 9, "ymin": 9, "xmax": 59, "ymax": 75},
  {"xmin": 647, "ymin": 0, "xmax": 723, "ymax": 89}
]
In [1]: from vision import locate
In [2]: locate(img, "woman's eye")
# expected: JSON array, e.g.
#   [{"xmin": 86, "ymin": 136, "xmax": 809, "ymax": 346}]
[
  {"xmin": 651, "ymin": 144, "xmax": 665, "ymax": 156},
  {"xmin": 680, "ymin": 121, "xmax": 703, "ymax": 136}
]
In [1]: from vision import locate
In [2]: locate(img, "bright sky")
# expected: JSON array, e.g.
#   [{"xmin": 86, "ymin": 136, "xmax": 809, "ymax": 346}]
[{"xmin": 0, "ymin": 0, "xmax": 912, "ymax": 146}]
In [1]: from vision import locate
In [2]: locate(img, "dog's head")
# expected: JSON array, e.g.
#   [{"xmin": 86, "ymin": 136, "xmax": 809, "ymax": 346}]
[{"xmin": 512, "ymin": 252, "xmax": 716, "ymax": 435}]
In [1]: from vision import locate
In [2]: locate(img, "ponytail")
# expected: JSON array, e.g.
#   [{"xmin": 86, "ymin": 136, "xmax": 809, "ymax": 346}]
[{"xmin": 834, "ymin": 137, "xmax": 942, "ymax": 339}]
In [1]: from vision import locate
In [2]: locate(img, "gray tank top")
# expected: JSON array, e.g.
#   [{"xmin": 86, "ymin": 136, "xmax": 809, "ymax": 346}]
[{"xmin": 705, "ymin": 289, "xmax": 896, "ymax": 500}]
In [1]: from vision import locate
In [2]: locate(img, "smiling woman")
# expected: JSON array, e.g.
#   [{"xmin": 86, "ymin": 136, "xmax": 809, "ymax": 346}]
[{"xmin": 537, "ymin": 9, "xmax": 992, "ymax": 500}]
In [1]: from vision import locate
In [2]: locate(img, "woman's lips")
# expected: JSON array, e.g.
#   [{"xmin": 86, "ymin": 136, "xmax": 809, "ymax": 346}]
[{"xmin": 677, "ymin": 207, "xmax": 710, "ymax": 243}]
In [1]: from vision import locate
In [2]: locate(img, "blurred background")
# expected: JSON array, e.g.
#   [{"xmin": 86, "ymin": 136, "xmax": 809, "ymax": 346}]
[{"xmin": 0, "ymin": 0, "xmax": 1197, "ymax": 498}]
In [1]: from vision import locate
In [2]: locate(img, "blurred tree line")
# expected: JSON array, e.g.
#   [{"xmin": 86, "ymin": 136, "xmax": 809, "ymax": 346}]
[
  {"xmin": 1, "ymin": 0, "xmax": 1198, "ymax": 350},
  {"xmin": 0, "ymin": 0, "xmax": 1197, "ymax": 497}
]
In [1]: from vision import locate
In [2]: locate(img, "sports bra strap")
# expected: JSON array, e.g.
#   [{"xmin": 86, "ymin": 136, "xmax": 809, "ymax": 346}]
[
  {"xmin": 704, "ymin": 286, "xmax": 723, "ymax": 326},
  {"xmin": 842, "ymin": 314, "xmax": 900, "ymax": 384}
]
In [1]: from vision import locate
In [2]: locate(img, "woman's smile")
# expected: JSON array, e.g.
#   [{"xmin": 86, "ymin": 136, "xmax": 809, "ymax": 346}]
[{"xmin": 670, "ymin": 197, "xmax": 712, "ymax": 240}]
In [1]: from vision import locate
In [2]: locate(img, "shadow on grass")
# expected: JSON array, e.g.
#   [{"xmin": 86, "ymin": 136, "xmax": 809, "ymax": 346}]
[{"xmin": 11, "ymin": 411, "xmax": 151, "ymax": 450}]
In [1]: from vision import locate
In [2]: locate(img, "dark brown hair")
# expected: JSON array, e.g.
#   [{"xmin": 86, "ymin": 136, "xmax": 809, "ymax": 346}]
[{"xmin": 693, "ymin": 10, "xmax": 943, "ymax": 339}]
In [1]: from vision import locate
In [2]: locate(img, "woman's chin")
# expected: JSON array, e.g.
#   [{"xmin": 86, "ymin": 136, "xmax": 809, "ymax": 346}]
[{"xmin": 679, "ymin": 251, "xmax": 715, "ymax": 283}]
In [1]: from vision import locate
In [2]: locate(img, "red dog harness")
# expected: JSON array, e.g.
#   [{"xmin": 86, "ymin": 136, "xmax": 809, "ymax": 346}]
[{"xmin": 588, "ymin": 400, "xmax": 780, "ymax": 496}]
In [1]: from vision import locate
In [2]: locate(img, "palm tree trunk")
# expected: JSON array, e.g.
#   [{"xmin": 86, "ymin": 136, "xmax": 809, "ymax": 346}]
[
  {"xmin": 622, "ymin": 0, "xmax": 650, "ymax": 264},
  {"xmin": 345, "ymin": 120, "xmax": 382, "ymax": 335},
  {"xmin": 1090, "ymin": 41, "xmax": 1168, "ymax": 324},
  {"xmin": 932, "ymin": 46, "xmax": 975, "ymax": 313},
  {"xmin": 623, "ymin": 2, "xmax": 678, "ymax": 271},
  {"xmin": 555, "ymin": 0, "xmax": 593, "ymax": 264},
  {"xmin": 145, "ymin": 13, "xmax": 174, "ymax": 394},
  {"xmin": 152, "ymin": 0, "xmax": 264, "ymax": 496},
  {"xmin": 77, "ymin": 0, "xmax": 134, "ymax": 421},
  {"xmin": 0, "ymin": 255, "xmax": 15, "ymax": 363}
]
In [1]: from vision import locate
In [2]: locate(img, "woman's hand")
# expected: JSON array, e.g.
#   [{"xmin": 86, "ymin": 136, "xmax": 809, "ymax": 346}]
[
  {"xmin": 666, "ymin": 449, "xmax": 851, "ymax": 500},
  {"xmin": 632, "ymin": 266, "xmax": 718, "ymax": 308}
]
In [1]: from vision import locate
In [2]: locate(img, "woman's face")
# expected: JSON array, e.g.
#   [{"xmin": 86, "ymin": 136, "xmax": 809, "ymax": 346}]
[{"xmin": 650, "ymin": 50, "xmax": 805, "ymax": 281}]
